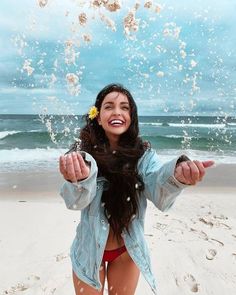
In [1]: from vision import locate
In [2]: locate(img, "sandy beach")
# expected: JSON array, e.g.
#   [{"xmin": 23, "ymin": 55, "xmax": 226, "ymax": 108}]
[{"xmin": 0, "ymin": 163, "xmax": 236, "ymax": 295}]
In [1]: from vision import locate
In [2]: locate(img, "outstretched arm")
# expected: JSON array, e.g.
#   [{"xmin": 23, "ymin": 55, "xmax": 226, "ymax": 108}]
[
  {"xmin": 174, "ymin": 160, "xmax": 214, "ymax": 185},
  {"xmin": 59, "ymin": 152, "xmax": 98, "ymax": 210}
]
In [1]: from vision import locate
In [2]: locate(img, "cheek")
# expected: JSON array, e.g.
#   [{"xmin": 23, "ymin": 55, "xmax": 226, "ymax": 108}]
[{"xmin": 127, "ymin": 114, "xmax": 131, "ymax": 124}]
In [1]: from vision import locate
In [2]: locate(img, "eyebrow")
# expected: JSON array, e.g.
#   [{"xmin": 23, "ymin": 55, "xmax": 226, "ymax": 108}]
[{"xmin": 104, "ymin": 101, "xmax": 129, "ymax": 105}]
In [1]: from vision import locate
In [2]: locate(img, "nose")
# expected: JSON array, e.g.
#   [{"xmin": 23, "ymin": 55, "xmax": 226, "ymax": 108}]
[{"xmin": 113, "ymin": 107, "xmax": 121, "ymax": 116}]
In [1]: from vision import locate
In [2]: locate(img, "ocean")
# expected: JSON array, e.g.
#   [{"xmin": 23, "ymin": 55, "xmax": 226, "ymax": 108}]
[{"xmin": 0, "ymin": 114, "xmax": 236, "ymax": 172}]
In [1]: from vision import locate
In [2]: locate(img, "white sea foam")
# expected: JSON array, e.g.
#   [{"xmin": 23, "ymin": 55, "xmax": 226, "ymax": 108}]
[
  {"xmin": 0, "ymin": 131, "xmax": 21, "ymax": 140},
  {"xmin": 0, "ymin": 148, "xmax": 235, "ymax": 173},
  {"xmin": 0, "ymin": 148, "xmax": 67, "ymax": 172},
  {"xmin": 168, "ymin": 123, "xmax": 227, "ymax": 128},
  {"xmin": 0, "ymin": 148, "xmax": 66, "ymax": 162},
  {"xmin": 227, "ymin": 123, "xmax": 236, "ymax": 127},
  {"xmin": 139, "ymin": 122, "xmax": 234, "ymax": 129},
  {"xmin": 157, "ymin": 149, "xmax": 236, "ymax": 164},
  {"xmin": 165, "ymin": 135, "xmax": 183, "ymax": 138},
  {"xmin": 139, "ymin": 122, "xmax": 163, "ymax": 126}
]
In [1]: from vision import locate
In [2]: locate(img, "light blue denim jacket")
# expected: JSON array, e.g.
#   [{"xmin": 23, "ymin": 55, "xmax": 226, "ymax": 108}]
[{"xmin": 60, "ymin": 148, "xmax": 187, "ymax": 294}]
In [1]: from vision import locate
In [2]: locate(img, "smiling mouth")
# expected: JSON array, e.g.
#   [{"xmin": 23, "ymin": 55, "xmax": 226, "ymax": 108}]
[{"xmin": 108, "ymin": 119, "xmax": 125, "ymax": 126}]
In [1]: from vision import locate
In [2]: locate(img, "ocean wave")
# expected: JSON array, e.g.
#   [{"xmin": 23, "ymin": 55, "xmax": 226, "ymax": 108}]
[
  {"xmin": 139, "ymin": 122, "xmax": 232, "ymax": 129},
  {"xmin": 0, "ymin": 130, "xmax": 21, "ymax": 140},
  {"xmin": 227, "ymin": 123, "xmax": 236, "ymax": 127},
  {"xmin": 0, "ymin": 130, "xmax": 59, "ymax": 149},
  {"xmin": 156, "ymin": 149, "xmax": 236, "ymax": 164},
  {"xmin": 0, "ymin": 148, "xmax": 66, "ymax": 163},
  {"xmin": 0, "ymin": 148, "xmax": 235, "ymax": 173},
  {"xmin": 139, "ymin": 122, "xmax": 163, "ymax": 126},
  {"xmin": 0, "ymin": 148, "xmax": 67, "ymax": 172},
  {"xmin": 165, "ymin": 135, "xmax": 184, "ymax": 138},
  {"xmin": 168, "ymin": 123, "xmax": 226, "ymax": 128}
]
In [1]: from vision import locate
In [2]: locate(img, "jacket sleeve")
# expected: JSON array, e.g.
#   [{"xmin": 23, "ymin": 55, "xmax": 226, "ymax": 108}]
[
  {"xmin": 60, "ymin": 152, "xmax": 98, "ymax": 210},
  {"xmin": 140, "ymin": 149, "xmax": 189, "ymax": 211}
]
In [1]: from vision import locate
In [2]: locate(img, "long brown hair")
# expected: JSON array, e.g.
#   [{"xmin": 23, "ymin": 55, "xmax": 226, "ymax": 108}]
[{"xmin": 72, "ymin": 84, "xmax": 149, "ymax": 239}]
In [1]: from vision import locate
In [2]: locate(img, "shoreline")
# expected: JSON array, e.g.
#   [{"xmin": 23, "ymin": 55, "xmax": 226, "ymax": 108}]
[{"xmin": 0, "ymin": 163, "xmax": 235, "ymax": 198}]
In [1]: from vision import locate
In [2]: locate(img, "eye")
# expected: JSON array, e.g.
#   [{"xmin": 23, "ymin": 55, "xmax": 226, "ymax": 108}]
[
  {"xmin": 104, "ymin": 105, "xmax": 112, "ymax": 110},
  {"xmin": 122, "ymin": 106, "xmax": 130, "ymax": 110}
]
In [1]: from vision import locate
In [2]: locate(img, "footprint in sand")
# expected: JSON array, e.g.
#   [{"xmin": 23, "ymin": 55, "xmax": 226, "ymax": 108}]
[
  {"xmin": 2, "ymin": 275, "xmax": 40, "ymax": 294},
  {"xmin": 189, "ymin": 228, "xmax": 209, "ymax": 241},
  {"xmin": 209, "ymin": 238, "xmax": 224, "ymax": 247},
  {"xmin": 206, "ymin": 249, "xmax": 217, "ymax": 260},
  {"xmin": 3, "ymin": 283, "xmax": 29, "ymax": 294},
  {"xmin": 183, "ymin": 274, "xmax": 199, "ymax": 292},
  {"xmin": 199, "ymin": 216, "xmax": 231, "ymax": 230},
  {"xmin": 55, "ymin": 252, "xmax": 68, "ymax": 262}
]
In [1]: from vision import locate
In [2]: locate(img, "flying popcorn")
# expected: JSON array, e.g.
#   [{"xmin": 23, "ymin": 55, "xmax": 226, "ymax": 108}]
[{"xmin": 38, "ymin": 0, "xmax": 48, "ymax": 8}]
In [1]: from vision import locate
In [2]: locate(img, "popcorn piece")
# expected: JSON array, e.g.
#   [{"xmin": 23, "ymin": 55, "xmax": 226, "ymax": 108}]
[
  {"xmin": 38, "ymin": 0, "xmax": 48, "ymax": 8},
  {"xmin": 83, "ymin": 34, "xmax": 92, "ymax": 43},
  {"xmin": 180, "ymin": 49, "xmax": 187, "ymax": 59},
  {"xmin": 91, "ymin": 0, "xmax": 104, "ymax": 7},
  {"xmin": 144, "ymin": 1, "xmax": 152, "ymax": 9},
  {"xmin": 190, "ymin": 59, "xmax": 197, "ymax": 68},
  {"xmin": 163, "ymin": 22, "xmax": 181, "ymax": 39},
  {"xmin": 156, "ymin": 71, "xmax": 164, "ymax": 77},
  {"xmin": 104, "ymin": 0, "xmax": 121, "ymax": 12},
  {"xmin": 100, "ymin": 13, "xmax": 116, "ymax": 31},
  {"xmin": 64, "ymin": 40, "xmax": 79, "ymax": 65},
  {"xmin": 66, "ymin": 73, "xmax": 81, "ymax": 96},
  {"xmin": 22, "ymin": 59, "xmax": 34, "ymax": 76},
  {"xmin": 123, "ymin": 4, "xmax": 140, "ymax": 37},
  {"xmin": 78, "ymin": 13, "xmax": 87, "ymax": 26}
]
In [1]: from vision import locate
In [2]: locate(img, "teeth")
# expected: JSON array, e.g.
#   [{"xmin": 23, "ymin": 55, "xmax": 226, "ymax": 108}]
[{"xmin": 110, "ymin": 120, "xmax": 123, "ymax": 125}]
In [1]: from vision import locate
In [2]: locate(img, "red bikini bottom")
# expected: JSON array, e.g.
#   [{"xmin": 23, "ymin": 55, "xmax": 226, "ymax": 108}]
[{"xmin": 102, "ymin": 245, "xmax": 127, "ymax": 262}]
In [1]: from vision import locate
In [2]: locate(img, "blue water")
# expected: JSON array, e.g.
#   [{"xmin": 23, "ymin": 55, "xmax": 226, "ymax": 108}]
[{"xmin": 0, "ymin": 114, "xmax": 236, "ymax": 172}]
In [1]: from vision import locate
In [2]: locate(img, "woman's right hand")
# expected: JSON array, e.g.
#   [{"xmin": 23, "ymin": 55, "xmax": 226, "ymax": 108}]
[{"xmin": 59, "ymin": 152, "xmax": 90, "ymax": 183}]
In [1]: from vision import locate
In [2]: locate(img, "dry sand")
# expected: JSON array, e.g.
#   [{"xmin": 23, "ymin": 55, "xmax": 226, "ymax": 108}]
[{"xmin": 0, "ymin": 163, "xmax": 236, "ymax": 294}]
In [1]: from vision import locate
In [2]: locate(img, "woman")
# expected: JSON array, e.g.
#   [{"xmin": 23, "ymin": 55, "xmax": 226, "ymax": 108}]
[{"xmin": 59, "ymin": 83, "xmax": 214, "ymax": 294}]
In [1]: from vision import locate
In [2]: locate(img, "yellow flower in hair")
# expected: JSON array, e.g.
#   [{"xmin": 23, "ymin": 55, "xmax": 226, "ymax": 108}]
[{"xmin": 88, "ymin": 106, "xmax": 99, "ymax": 120}]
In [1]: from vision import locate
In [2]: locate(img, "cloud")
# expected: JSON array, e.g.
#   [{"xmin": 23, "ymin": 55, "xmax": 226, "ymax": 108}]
[{"xmin": 0, "ymin": 0, "xmax": 236, "ymax": 114}]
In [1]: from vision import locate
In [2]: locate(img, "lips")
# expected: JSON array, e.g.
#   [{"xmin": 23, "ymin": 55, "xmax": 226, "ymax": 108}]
[{"xmin": 108, "ymin": 119, "xmax": 125, "ymax": 126}]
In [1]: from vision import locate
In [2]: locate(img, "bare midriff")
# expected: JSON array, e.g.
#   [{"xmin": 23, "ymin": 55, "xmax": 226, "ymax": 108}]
[{"xmin": 105, "ymin": 227, "xmax": 125, "ymax": 250}]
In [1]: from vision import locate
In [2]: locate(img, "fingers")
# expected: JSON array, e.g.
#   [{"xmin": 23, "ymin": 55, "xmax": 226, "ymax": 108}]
[
  {"xmin": 193, "ymin": 160, "xmax": 205, "ymax": 181},
  {"xmin": 73, "ymin": 152, "xmax": 82, "ymax": 179},
  {"xmin": 59, "ymin": 152, "xmax": 90, "ymax": 182},
  {"xmin": 77, "ymin": 153, "xmax": 89, "ymax": 178},
  {"xmin": 66, "ymin": 153, "xmax": 77, "ymax": 183},
  {"xmin": 181, "ymin": 161, "xmax": 192, "ymax": 184},
  {"xmin": 202, "ymin": 160, "xmax": 215, "ymax": 168},
  {"xmin": 187, "ymin": 161, "xmax": 200, "ymax": 185},
  {"xmin": 175, "ymin": 159, "xmax": 214, "ymax": 185},
  {"xmin": 59, "ymin": 155, "xmax": 66, "ymax": 175},
  {"xmin": 176, "ymin": 161, "xmax": 198, "ymax": 185},
  {"xmin": 174, "ymin": 164, "xmax": 189, "ymax": 184}
]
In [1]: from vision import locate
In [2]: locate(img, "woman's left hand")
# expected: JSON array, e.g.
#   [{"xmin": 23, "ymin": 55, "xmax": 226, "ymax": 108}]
[{"xmin": 174, "ymin": 160, "xmax": 215, "ymax": 185}]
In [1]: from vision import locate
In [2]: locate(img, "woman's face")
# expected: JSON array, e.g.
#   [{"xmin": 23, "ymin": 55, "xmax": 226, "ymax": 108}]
[{"xmin": 97, "ymin": 91, "xmax": 131, "ymax": 146}]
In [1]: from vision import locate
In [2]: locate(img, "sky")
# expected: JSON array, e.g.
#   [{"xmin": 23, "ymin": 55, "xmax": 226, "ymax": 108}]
[{"xmin": 0, "ymin": 0, "xmax": 236, "ymax": 116}]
